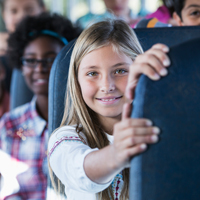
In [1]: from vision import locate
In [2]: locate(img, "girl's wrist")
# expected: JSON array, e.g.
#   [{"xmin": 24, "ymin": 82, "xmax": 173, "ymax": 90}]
[{"xmin": 108, "ymin": 145, "xmax": 124, "ymax": 173}]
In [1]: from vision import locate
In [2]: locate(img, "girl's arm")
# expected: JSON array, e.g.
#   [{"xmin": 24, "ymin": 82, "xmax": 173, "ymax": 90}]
[
  {"xmin": 84, "ymin": 105, "xmax": 159, "ymax": 184},
  {"xmin": 84, "ymin": 44, "xmax": 170, "ymax": 184}
]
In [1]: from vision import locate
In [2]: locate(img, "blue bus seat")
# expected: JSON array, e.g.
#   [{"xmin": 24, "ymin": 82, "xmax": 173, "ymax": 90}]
[
  {"xmin": 134, "ymin": 26, "xmax": 200, "ymax": 50},
  {"xmin": 130, "ymin": 37, "xmax": 200, "ymax": 199},
  {"xmin": 48, "ymin": 39, "xmax": 76, "ymax": 134},
  {"xmin": 10, "ymin": 69, "xmax": 33, "ymax": 110}
]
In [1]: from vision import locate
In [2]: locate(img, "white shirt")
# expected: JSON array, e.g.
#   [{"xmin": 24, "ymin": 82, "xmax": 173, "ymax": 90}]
[{"xmin": 48, "ymin": 125, "xmax": 124, "ymax": 200}]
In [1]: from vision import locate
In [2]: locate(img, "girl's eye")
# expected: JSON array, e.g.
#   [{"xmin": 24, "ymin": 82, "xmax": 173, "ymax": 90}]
[
  {"xmin": 115, "ymin": 69, "xmax": 127, "ymax": 74},
  {"xmin": 87, "ymin": 72, "xmax": 98, "ymax": 77},
  {"xmin": 190, "ymin": 10, "xmax": 200, "ymax": 16}
]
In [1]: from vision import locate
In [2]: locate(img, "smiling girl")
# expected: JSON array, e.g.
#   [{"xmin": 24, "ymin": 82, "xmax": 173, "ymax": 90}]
[{"xmin": 48, "ymin": 19, "xmax": 170, "ymax": 200}]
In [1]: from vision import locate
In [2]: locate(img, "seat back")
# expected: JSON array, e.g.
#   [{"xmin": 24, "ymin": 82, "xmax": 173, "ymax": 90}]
[
  {"xmin": 48, "ymin": 39, "xmax": 75, "ymax": 134},
  {"xmin": 130, "ymin": 37, "xmax": 200, "ymax": 199},
  {"xmin": 134, "ymin": 26, "xmax": 200, "ymax": 50},
  {"xmin": 10, "ymin": 69, "xmax": 33, "ymax": 110}
]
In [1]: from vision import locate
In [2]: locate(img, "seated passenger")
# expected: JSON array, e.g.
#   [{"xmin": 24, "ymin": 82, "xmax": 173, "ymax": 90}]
[
  {"xmin": 0, "ymin": 0, "xmax": 46, "ymax": 54},
  {"xmin": 0, "ymin": 12, "xmax": 80, "ymax": 200},
  {"xmin": 0, "ymin": 0, "xmax": 46, "ymax": 110},
  {"xmin": 173, "ymin": 0, "xmax": 200, "ymax": 26},
  {"xmin": 48, "ymin": 19, "xmax": 170, "ymax": 200},
  {"xmin": 76, "ymin": 0, "xmax": 139, "ymax": 29}
]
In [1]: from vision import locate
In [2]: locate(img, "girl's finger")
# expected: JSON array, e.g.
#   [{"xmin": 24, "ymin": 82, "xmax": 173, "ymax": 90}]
[
  {"xmin": 114, "ymin": 118, "xmax": 153, "ymax": 133},
  {"xmin": 136, "ymin": 49, "xmax": 170, "ymax": 70},
  {"xmin": 123, "ymin": 143, "xmax": 148, "ymax": 158},
  {"xmin": 125, "ymin": 62, "xmax": 154, "ymax": 100},
  {"xmin": 146, "ymin": 49, "xmax": 170, "ymax": 68},
  {"xmin": 139, "ymin": 54, "xmax": 168, "ymax": 77},
  {"xmin": 151, "ymin": 43, "xmax": 170, "ymax": 53},
  {"xmin": 115, "ymin": 125, "xmax": 160, "ymax": 141},
  {"xmin": 121, "ymin": 134, "xmax": 159, "ymax": 149},
  {"xmin": 122, "ymin": 103, "xmax": 132, "ymax": 120}
]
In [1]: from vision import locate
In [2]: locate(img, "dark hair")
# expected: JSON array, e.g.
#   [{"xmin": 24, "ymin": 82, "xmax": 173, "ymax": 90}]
[
  {"xmin": 174, "ymin": 0, "xmax": 186, "ymax": 19},
  {"xmin": 7, "ymin": 12, "xmax": 82, "ymax": 69},
  {"xmin": 162, "ymin": 0, "xmax": 175, "ymax": 17},
  {"xmin": 0, "ymin": 0, "xmax": 45, "ymax": 9}
]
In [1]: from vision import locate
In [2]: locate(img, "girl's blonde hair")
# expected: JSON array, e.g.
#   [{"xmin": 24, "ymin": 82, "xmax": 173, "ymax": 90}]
[{"xmin": 49, "ymin": 19, "xmax": 143, "ymax": 200}]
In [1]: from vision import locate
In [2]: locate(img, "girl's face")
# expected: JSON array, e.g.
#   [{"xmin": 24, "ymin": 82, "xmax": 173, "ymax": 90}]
[
  {"xmin": 22, "ymin": 36, "xmax": 63, "ymax": 97},
  {"xmin": 78, "ymin": 44, "xmax": 132, "ymax": 121},
  {"xmin": 103, "ymin": 0, "xmax": 129, "ymax": 17},
  {"xmin": 3, "ymin": 0, "xmax": 45, "ymax": 32},
  {"xmin": 178, "ymin": 0, "xmax": 200, "ymax": 26}
]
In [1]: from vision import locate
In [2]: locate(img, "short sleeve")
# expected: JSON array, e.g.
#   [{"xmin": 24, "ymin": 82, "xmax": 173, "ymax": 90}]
[{"xmin": 48, "ymin": 126, "xmax": 113, "ymax": 193}]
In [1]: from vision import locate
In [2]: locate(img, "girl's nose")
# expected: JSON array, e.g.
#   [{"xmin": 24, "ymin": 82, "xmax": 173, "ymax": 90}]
[
  {"xmin": 100, "ymin": 77, "xmax": 115, "ymax": 93},
  {"xmin": 34, "ymin": 62, "xmax": 49, "ymax": 73}
]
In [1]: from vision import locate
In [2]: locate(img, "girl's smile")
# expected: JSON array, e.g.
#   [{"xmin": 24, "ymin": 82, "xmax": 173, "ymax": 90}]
[
  {"xmin": 95, "ymin": 95, "xmax": 123, "ymax": 105},
  {"xmin": 78, "ymin": 44, "xmax": 132, "ymax": 120}
]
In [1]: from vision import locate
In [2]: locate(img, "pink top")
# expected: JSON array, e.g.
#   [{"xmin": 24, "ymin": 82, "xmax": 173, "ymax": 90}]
[{"xmin": 146, "ymin": 5, "xmax": 171, "ymax": 24}]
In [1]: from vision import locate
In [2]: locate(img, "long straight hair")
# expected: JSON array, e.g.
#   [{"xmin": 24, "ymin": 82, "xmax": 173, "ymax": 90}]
[{"xmin": 48, "ymin": 19, "xmax": 143, "ymax": 200}]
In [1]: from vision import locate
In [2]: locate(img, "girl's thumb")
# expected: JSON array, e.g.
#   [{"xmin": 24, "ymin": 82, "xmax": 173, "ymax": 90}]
[{"xmin": 122, "ymin": 103, "xmax": 132, "ymax": 120}]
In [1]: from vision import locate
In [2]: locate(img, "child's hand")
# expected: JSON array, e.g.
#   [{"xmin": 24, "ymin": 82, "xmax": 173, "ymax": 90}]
[
  {"xmin": 126, "ymin": 44, "xmax": 170, "ymax": 100},
  {"xmin": 111, "ymin": 103, "xmax": 160, "ymax": 169}
]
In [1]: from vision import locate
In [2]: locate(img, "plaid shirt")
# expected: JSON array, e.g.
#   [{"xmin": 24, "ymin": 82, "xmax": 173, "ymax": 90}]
[{"xmin": 0, "ymin": 97, "xmax": 48, "ymax": 200}]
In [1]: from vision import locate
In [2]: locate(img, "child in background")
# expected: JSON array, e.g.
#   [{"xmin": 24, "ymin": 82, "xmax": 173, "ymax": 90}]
[
  {"xmin": 0, "ymin": 0, "xmax": 45, "ymax": 53},
  {"xmin": 0, "ymin": 0, "xmax": 46, "ymax": 116},
  {"xmin": 0, "ymin": 12, "xmax": 81, "ymax": 200},
  {"xmin": 173, "ymin": 0, "xmax": 200, "ymax": 26},
  {"xmin": 48, "ymin": 19, "xmax": 170, "ymax": 200},
  {"xmin": 76, "ymin": 0, "xmax": 139, "ymax": 29}
]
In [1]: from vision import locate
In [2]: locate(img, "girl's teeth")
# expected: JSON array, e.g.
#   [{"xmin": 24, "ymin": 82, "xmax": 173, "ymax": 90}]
[
  {"xmin": 102, "ymin": 98, "xmax": 115, "ymax": 101},
  {"xmin": 37, "ymin": 79, "xmax": 46, "ymax": 83}
]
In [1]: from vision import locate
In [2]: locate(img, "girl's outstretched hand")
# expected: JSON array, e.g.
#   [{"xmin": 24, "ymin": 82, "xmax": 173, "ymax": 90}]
[
  {"xmin": 111, "ymin": 103, "xmax": 160, "ymax": 170},
  {"xmin": 126, "ymin": 44, "xmax": 170, "ymax": 100}
]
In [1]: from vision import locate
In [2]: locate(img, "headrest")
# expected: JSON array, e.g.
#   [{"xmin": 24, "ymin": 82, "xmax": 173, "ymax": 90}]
[
  {"xmin": 48, "ymin": 39, "xmax": 76, "ymax": 134},
  {"xmin": 134, "ymin": 26, "xmax": 200, "ymax": 50},
  {"xmin": 130, "ymin": 37, "xmax": 200, "ymax": 199}
]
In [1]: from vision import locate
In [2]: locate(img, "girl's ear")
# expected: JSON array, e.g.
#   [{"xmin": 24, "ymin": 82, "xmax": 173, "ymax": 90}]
[{"xmin": 173, "ymin": 12, "xmax": 183, "ymax": 26}]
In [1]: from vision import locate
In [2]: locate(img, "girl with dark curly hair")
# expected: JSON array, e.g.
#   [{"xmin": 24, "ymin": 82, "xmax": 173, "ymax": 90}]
[
  {"xmin": 0, "ymin": 0, "xmax": 46, "ymax": 120},
  {"xmin": 0, "ymin": 12, "xmax": 81, "ymax": 200}
]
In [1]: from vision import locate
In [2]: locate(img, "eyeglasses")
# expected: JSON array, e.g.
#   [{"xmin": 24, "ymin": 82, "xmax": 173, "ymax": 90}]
[{"xmin": 21, "ymin": 57, "xmax": 55, "ymax": 68}]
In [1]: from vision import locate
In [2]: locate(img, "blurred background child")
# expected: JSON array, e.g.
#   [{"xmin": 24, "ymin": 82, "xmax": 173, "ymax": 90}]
[
  {"xmin": 0, "ymin": 0, "xmax": 46, "ymax": 117},
  {"xmin": 76, "ymin": 0, "xmax": 139, "ymax": 29}
]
